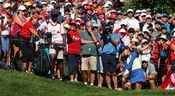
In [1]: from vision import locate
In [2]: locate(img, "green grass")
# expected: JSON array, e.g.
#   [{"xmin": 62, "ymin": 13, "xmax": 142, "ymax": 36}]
[{"xmin": 0, "ymin": 69, "xmax": 174, "ymax": 96}]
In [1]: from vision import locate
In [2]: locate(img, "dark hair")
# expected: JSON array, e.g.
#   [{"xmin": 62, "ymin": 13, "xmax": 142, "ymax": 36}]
[
  {"xmin": 128, "ymin": 28, "xmax": 135, "ymax": 33},
  {"xmin": 50, "ymin": 9, "xmax": 59, "ymax": 23}
]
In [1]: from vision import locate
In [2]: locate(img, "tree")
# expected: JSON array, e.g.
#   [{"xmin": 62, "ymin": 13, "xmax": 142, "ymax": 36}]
[{"xmin": 125, "ymin": 0, "xmax": 175, "ymax": 14}]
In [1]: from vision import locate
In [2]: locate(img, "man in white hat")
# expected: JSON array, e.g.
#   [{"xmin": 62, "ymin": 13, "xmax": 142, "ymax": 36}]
[
  {"xmin": 122, "ymin": 9, "xmax": 140, "ymax": 31},
  {"xmin": 142, "ymin": 15, "xmax": 154, "ymax": 33}
]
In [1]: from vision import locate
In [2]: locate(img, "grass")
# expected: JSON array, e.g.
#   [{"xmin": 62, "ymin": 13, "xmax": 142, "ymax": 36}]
[{"xmin": 0, "ymin": 69, "xmax": 174, "ymax": 96}]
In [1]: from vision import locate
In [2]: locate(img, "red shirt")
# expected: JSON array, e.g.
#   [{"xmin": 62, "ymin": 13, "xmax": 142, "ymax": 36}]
[
  {"xmin": 20, "ymin": 21, "xmax": 33, "ymax": 40},
  {"xmin": 67, "ymin": 30, "xmax": 81, "ymax": 55}
]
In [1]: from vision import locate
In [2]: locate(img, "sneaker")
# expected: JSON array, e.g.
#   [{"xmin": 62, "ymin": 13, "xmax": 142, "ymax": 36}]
[
  {"xmin": 70, "ymin": 79, "xmax": 74, "ymax": 82},
  {"xmin": 84, "ymin": 82, "xmax": 88, "ymax": 85},
  {"xmin": 90, "ymin": 83, "xmax": 94, "ymax": 86},
  {"xmin": 97, "ymin": 85, "xmax": 102, "ymax": 88},
  {"xmin": 74, "ymin": 79, "xmax": 78, "ymax": 82}
]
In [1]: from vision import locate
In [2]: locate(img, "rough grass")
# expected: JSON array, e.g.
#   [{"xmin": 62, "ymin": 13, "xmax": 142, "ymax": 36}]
[{"xmin": 0, "ymin": 69, "xmax": 174, "ymax": 96}]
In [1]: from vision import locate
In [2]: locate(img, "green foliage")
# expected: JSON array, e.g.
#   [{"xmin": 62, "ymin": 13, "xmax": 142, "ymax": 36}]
[{"xmin": 125, "ymin": 0, "xmax": 175, "ymax": 14}]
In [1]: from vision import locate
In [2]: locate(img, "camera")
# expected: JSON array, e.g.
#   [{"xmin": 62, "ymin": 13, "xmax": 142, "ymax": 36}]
[
  {"xmin": 104, "ymin": 22, "xmax": 113, "ymax": 34},
  {"xmin": 0, "ymin": 15, "xmax": 5, "ymax": 20}
]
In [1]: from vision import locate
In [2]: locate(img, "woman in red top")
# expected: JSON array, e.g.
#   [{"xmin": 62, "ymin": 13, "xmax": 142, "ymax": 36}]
[
  {"xmin": 19, "ymin": 14, "xmax": 39, "ymax": 73},
  {"xmin": 67, "ymin": 20, "xmax": 81, "ymax": 82},
  {"xmin": 11, "ymin": 5, "xmax": 28, "ymax": 58}
]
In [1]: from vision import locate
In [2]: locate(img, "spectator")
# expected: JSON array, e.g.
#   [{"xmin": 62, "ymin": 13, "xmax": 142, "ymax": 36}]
[
  {"xmin": 80, "ymin": 21, "xmax": 97, "ymax": 86},
  {"xmin": 67, "ymin": 19, "xmax": 81, "ymax": 82},
  {"xmin": 19, "ymin": 12, "xmax": 39, "ymax": 73},
  {"xmin": 123, "ymin": 9, "xmax": 140, "ymax": 31},
  {"xmin": 142, "ymin": 60, "xmax": 157, "ymax": 89}
]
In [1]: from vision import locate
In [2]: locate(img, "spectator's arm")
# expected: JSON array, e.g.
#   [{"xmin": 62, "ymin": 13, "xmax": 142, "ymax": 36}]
[
  {"xmin": 81, "ymin": 39, "xmax": 95, "ymax": 44},
  {"xmin": 29, "ymin": 28, "xmax": 39, "ymax": 37},
  {"xmin": 13, "ymin": 16, "xmax": 25, "ymax": 27}
]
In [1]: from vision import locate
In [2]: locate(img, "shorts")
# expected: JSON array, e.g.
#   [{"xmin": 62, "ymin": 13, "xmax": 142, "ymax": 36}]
[
  {"xmin": 20, "ymin": 39, "xmax": 34, "ymax": 62},
  {"xmin": 11, "ymin": 36, "xmax": 21, "ymax": 47},
  {"xmin": 101, "ymin": 54, "xmax": 116, "ymax": 73},
  {"xmin": 68, "ymin": 54, "xmax": 80, "ymax": 75},
  {"xmin": 49, "ymin": 44, "xmax": 64, "ymax": 60},
  {"xmin": 1, "ymin": 36, "xmax": 10, "ymax": 54},
  {"xmin": 81, "ymin": 56, "xmax": 97, "ymax": 71}
]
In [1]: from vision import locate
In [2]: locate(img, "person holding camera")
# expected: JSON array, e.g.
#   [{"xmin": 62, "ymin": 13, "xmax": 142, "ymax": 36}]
[{"xmin": 99, "ymin": 21, "xmax": 120, "ymax": 90}]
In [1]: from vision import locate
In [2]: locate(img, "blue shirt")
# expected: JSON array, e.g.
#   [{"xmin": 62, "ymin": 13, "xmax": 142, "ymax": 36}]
[
  {"xmin": 100, "ymin": 33, "xmax": 120, "ymax": 54},
  {"xmin": 125, "ymin": 49, "xmax": 139, "ymax": 70}
]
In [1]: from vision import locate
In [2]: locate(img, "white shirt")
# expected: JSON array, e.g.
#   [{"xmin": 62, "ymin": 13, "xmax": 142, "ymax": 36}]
[
  {"xmin": 142, "ymin": 23, "xmax": 155, "ymax": 32},
  {"xmin": 123, "ymin": 17, "xmax": 140, "ymax": 31},
  {"xmin": 47, "ymin": 21, "xmax": 65, "ymax": 44},
  {"xmin": 0, "ymin": 14, "xmax": 9, "ymax": 35}
]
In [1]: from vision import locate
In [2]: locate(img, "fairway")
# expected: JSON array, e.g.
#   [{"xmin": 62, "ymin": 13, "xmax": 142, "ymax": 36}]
[{"xmin": 0, "ymin": 69, "xmax": 174, "ymax": 96}]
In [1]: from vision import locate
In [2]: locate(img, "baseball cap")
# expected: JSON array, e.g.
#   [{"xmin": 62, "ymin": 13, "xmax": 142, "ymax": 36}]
[
  {"xmin": 127, "ymin": 9, "xmax": 134, "ymax": 13},
  {"xmin": 18, "ymin": 5, "xmax": 26, "ymax": 11}
]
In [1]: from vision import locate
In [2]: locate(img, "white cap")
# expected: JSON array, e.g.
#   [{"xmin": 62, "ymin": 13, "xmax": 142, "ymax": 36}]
[
  {"xmin": 50, "ymin": 0, "xmax": 56, "ymax": 4},
  {"xmin": 41, "ymin": 1, "xmax": 47, "ymax": 5},
  {"xmin": 119, "ymin": 28, "xmax": 127, "ymax": 33},
  {"xmin": 135, "ymin": 10, "xmax": 141, "ymax": 13},
  {"xmin": 65, "ymin": 2, "xmax": 71, "ymax": 7},
  {"xmin": 140, "ymin": 13, "xmax": 147, "ymax": 17},
  {"xmin": 0, "ymin": 0, "xmax": 4, "ymax": 3},
  {"xmin": 141, "ymin": 9, "xmax": 147, "ymax": 13},
  {"xmin": 127, "ymin": 9, "xmax": 134, "ymax": 13},
  {"xmin": 48, "ymin": 4, "xmax": 54, "ymax": 11},
  {"xmin": 146, "ymin": 15, "xmax": 152, "ymax": 19},
  {"xmin": 159, "ymin": 35, "xmax": 167, "ymax": 40},
  {"xmin": 173, "ymin": 32, "xmax": 175, "ymax": 37},
  {"xmin": 24, "ymin": 1, "xmax": 32, "ymax": 6},
  {"xmin": 18, "ymin": 5, "xmax": 26, "ymax": 11},
  {"xmin": 141, "ymin": 39, "xmax": 148, "ymax": 44},
  {"xmin": 3, "ymin": 3, "xmax": 11, "ymax": 8},
  {"xmin": 103, "ymin": 0, "xmax": 112, "ymax": 8}
]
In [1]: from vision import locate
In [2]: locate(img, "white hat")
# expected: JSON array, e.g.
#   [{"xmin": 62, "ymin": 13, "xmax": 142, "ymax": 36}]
[
  {"xmin": 127, "ymin": 9, "xmax": 134, "ymax": 13},
  {"xmin": 0, "ymin": 0, "xmax": 4, "ymax": 3},
  {"xmin": 48, "ymin": 4, "xmax": 54, "ymax": 11},
  {"xmin": 103, "ymin": 1, "xmax": 112, "ymax": 8},
  {"xmin": 135, "ymin": 10, "xmax": 141, "ymax": 14},
  {"xmin": 146, "ymin": 15, "xmax": 152, "ymax": 19},
  {"xmin": 3, "ymin": 3, "xmax": 11, "ymax": 8},
  {"xmin": 141, "ymin": 9, "xmax": 147, "ymax": 13},
  {"xmin": 141, "ymin": 39, "xmax": 148, "ymax": 44},
  {"xmin": 140, "ymin": 13, "xmax": 147, "ymax": 17},
  {"xmin": 172, "ymin": 29, "xmax": 175, "ymax": 37},
  {"xmin": 18, "ymin": 5, "xmax": 26, "ymax": 11},
  {"xmin": 65, "ymin": 2, "xmax": 71, "ymax": 7},
  {"xmin": 159, "ymin": 35, "xmax": 167, "ymax": 40},
  {"xmin": 50, "ymin": 0, "xmax": 56, "ymax": 4},
  {"xmin": 119, "ymin": 28, "xmax": 127, "ymax": 33},
  {"xmin": 41, "ymin": 1, "xmax": 47, "ymax": 5},
  {"xmin": 24, "ymin": 1, "xmax": 32, "ymax": 6},
  {"xmin": 173, "ymin": 32, "xmax": 175, "ymax": 37}
]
